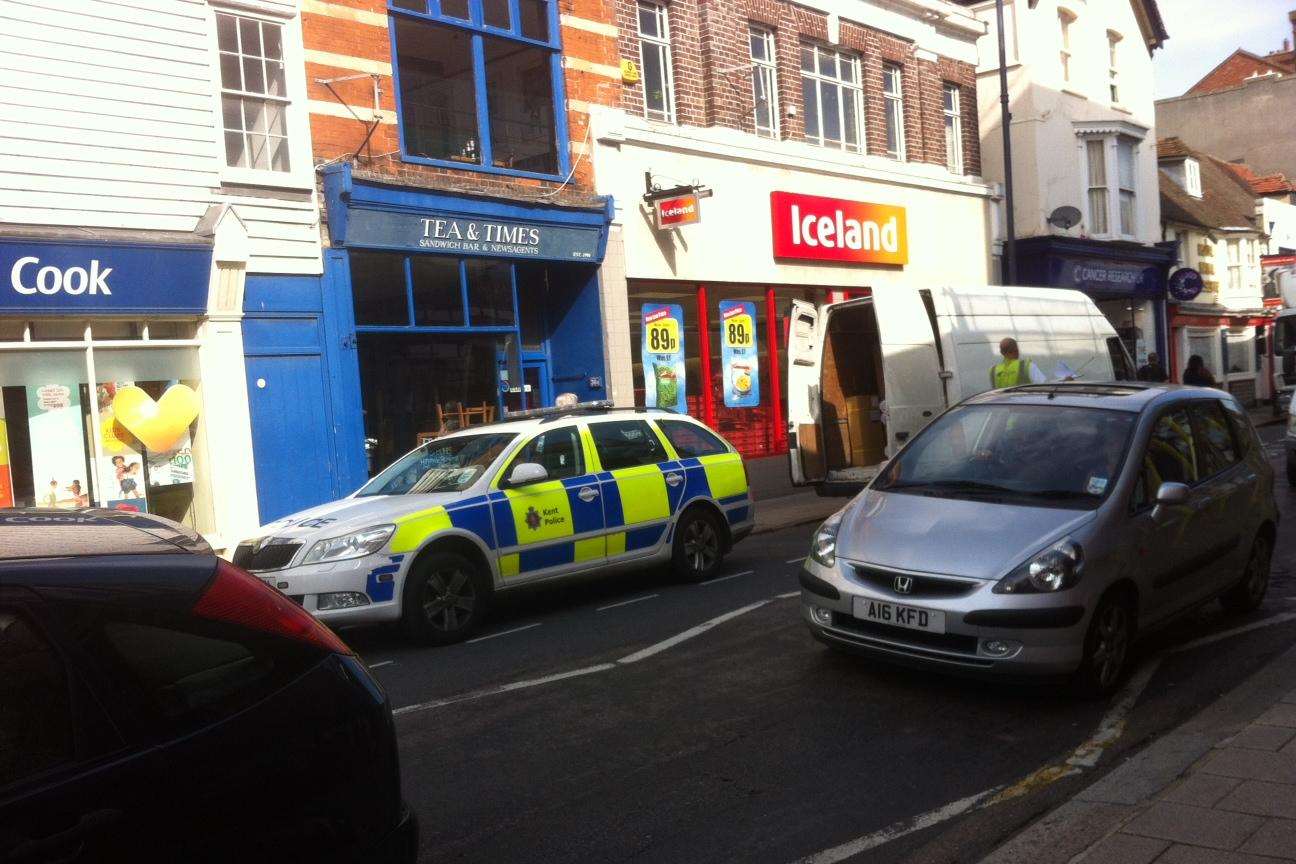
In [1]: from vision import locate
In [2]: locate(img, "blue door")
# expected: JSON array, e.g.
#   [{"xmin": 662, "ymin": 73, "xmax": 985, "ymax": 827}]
[{"xmin": 246, "ymin": 354, "xmax": 338, "ymax": 523}]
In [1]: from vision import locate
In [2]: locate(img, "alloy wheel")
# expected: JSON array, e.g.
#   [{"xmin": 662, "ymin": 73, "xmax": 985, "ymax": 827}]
[
  {"xmin": 1244, "ymin": 539, "xmax": 1272, "ymax": 605},
  {"xmin": 683, "ymin": 518, "xmax": 720, "ymax": 574},
  {"xmin": 423, "ymin": 568, "xmax": 476, "ymax": 632},
  {"xmin": 1090, "ymin": 602, "xmax": 1130, "ymax": 691}
]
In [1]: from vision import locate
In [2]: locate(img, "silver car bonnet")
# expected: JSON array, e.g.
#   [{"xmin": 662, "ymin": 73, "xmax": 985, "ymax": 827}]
[{"xmin": 835, "ymin": 488, "xmax": 1098, "ymax": 580}]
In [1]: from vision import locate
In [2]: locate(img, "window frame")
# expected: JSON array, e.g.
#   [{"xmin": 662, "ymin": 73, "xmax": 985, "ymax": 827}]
[
  {"xmin": 882, "ymin": 62, "xmax": 906, "ymax": 160},
  {"xmin": 1080, "ymin": 133, "xmax": 1140, "ymax": 241},
  {"xmin": 1130, "ymin": 405, "xmax": 1198, "ymax": 513},
  {"xmin": 942, "ymin": 82, "xmax": 963, "ymax": 175},
  {"xmin": 637, "ymin": 1, "xmax": 676, "ymax": 124},
  {"xmin": 388, "ymin": 0, "xmax": 571, "ymax": 181},
  {"xmin": 1058, "ymin": 9, "xmax": 1074, "ymax": 84},
  {"xmin": 749, "ymin": 24, "xmax": 780, "ymax": 139},
  {"xmin": 499, "ymin": 425, "xmax": 584, "ymax": 487},
  {"xmin": 1227, "ymin": 239, "xmax": 1244, "ymax": 293},
  {"xmin": 1187, "ymin": 399, "xmax": 1243, "ymax": 481},
  {"xmin": 206, "ymin": 3, "xmax": 314, "ymax": 189},
  {"xmin": 1107, "ymin": 30, "xmax": 1122, "ymax": 103},
  {"xmin": 587, "ymin": 419, "xmax": 670, "ymax": 471},
  {"xmin": 1185, "ymin": 158, "xmax": 1202, "ymax": 198},
  {"xmin": 799, "ymin": 42, "xmax": 863, "ymax": 153},
  {"xmin": 653, "ymin": 418, "xmax": 730, "ymax": 459}
]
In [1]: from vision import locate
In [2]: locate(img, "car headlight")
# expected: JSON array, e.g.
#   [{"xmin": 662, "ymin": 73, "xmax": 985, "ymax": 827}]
[
  {"xmin": 810, "ymin": 516, "xmax": 842, "ymax": 568},
  {"xmin": 995, "ymin": 538, "xmax": 1084, "ymax": 594},
  {"xmin": 301, "ymin": 524, "xmax": 395, "ymax": 565}
]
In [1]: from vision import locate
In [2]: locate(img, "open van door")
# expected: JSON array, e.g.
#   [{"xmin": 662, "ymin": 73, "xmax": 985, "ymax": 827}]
[
  {"xmin": 786, "ymin": 299, "xmax": 825, "ymax": 485},
  {"xmin": 871, "ymin": 288, "xmax": 948, "ymax": 452}
]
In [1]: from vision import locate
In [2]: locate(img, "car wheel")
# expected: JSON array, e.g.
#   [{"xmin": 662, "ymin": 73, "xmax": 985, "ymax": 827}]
[
  {"xmin": 1073, "ymin": 590, "xmax": 1134, "ymax": 700},
  {"xmin": 672, "ymin": 507, "xmax": 725, "ymax": 582},
  {"xmin": 1221, "ymin": 535, "xmax": 1271, "ymax": 615},
  {"xmin": 401, "ymin": 551, "xmax": 490, "ymax": 645}
]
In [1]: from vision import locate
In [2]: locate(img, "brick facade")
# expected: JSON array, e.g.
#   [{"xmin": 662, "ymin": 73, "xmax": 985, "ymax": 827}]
[{"xmin": 610, "ymin": 0, "xmax": 981, "ymax": 176}]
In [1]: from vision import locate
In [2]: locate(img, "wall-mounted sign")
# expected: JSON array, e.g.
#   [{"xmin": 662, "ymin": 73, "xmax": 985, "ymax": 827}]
[
  {"xmin": 620, "ymin": 59, "xmax": 641, "ymax": 84},
  {"xmin": 770, "ymin": 192, "xmax": 908, "ymax": 265},
  {"xmin": 0, "ymin": 239, "xmax": 212, "ymax": 315},
  {"xmin": 27, "ymin": 383, "xmax": 89, "ymax": 509},
  {"xmin": 719, "ymin": 300, "xmax": 760, "ymax": 408},
  {"xmin": 1053, "ymin": 259, "xmax": 1162, "ymax": 297},
  {"xmin": 1168, "ymin": 267, "xmax": 1204, "ymax": 302},
  {"xmin": 640, "ymin": 304, "xmax": 686, "ymax": 413},
  {"xmin": 346, "ymin": 208, "xmax": 603, "ymax": 262},
  {"xmin": 654, "ymin": 193, "xmax": 701, "ymax": 229}
]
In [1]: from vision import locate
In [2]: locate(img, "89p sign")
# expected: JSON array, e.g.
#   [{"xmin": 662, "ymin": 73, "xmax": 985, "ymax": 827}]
[
  {"xmin": 719, "ymin": 300, "xmax": 760, "ymax": 408},
  {"xmin": 640, "ymin": 304, "xmax": 687, "ymax": 413}
]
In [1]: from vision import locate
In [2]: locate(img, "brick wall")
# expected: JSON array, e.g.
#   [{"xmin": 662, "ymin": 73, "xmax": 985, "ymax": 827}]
[
  {"xmin": 302, "ymin": 0, "xmax": 621, "ymax": 201},
  {"xmin": 610, "ymin": 0, "xmax": 981, "ymax": 176}
]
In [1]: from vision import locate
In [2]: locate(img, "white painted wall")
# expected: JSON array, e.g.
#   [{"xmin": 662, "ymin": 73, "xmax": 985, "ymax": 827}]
[
  {"xmin": 0, "ymin": 0, "xmax": 321, "ymax": 275},
  {"xmin": 1261, "ymin": 197, "xmax": 1296, "ymax": 256},
  {"xmin": 966, "ymin": 0, "xmax": 1161, "ymax": 243}
]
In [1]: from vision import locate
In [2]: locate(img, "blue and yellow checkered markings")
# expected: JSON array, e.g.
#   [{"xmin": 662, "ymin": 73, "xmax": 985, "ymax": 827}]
[
  {"xmin": 561, "ymin": 475, "xmax": 605, "ymax": 534},
  {"xmin": 597, "ymin": 471, "xmax": 624, "ymax": 528},
  {"xmin": 488, "ymin": 492, "xmax": 518, "ymax": 549},
  {"xmin": 625, "ymin": 524, "xmax": 665, "ymax": 552},
  {"xmin": 726, "ymin": 506, "xmax": 750, "ymax": 525},
  {"xmin": 445, "ymin": 496, "xmax": 497, "ymax": 550},
  {"xmin": 718, "ymin": 492, "xmax": 749, "ymax": 505},
  {"xmin": 365, "ymin": 554, "xmax": 405, "ymax": 602}
]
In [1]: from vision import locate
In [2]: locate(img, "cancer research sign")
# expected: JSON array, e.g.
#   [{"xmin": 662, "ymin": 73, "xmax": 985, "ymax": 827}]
[
  {"xmin": 346, "ymin": 209, "xmax": 602, "ymax": 262},
  {"xmin": 0, "ymin": 239, "xmax": 211, "ymax": 315}
]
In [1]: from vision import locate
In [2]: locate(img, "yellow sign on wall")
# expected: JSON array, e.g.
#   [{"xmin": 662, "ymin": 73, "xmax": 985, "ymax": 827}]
[{"xmin": 620, "ymin": 59, "xmax": 641, "ymax": 84}]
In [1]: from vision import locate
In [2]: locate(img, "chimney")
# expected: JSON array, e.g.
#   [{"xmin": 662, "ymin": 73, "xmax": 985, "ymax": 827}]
[{"xmin": 1290, "ymin": 9, "xmax": 1296, "ymax": 54}]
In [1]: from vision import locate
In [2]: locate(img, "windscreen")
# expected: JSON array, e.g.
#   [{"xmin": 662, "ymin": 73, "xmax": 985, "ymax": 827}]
[
  {"xmin": 357, "ymin": 432, "xmax": 517, "ymax": 496},
  {"xmin": 873, "ymin": 403, "xmax": 1136, "ymax": 509}
]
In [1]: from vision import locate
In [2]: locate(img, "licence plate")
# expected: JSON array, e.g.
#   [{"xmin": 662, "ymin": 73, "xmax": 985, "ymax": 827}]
[{"xmin": 852, "ymin": 596, "xmax": 946, "ymax": 634}]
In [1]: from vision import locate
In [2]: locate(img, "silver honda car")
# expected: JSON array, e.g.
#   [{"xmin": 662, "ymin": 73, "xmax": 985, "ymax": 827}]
[{"xmin": 799, "ymin": 383, "xmax": 1277, "ymax": 697}]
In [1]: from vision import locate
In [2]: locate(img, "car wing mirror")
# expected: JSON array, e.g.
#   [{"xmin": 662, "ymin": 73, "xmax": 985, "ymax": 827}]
[
  {"xmin": 1154, "ymin": 481, "xmax": 1190, "ymax": 507},
  {"xmin": 507, "ymin": 462, "xmax": 547, "ymax": 486}
]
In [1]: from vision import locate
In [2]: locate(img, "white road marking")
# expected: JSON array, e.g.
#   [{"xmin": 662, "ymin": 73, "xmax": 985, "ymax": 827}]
[
  {"xmin": 393, "ymin": 663, "xmax": 615, "ymax": 717},
  {"xmin": 597, "ymin": 593, "xmax": 659, "ymax": 612},
  {"xmin": 777, "ymin": 591, "xmax": 801, "ymax": 599},
  {"xmin": 617, "ymin": 599, "xmax": 772, "ymax": 664},
  {"xmin": 786, "ymin": 556, "xmax": 807, "ymax": 564},
  {"xmin": 699, "ymin": 569, "xmax": 753, "ymax": 586},
  {"xmin": 1167, "ymin": 610, "xmax": 1296, "ymax": 654},
  {"xmin": 792, "ymin": 786, "xmax": 1004, "ymax": 864},
  {"xmin": 1066, "ymin": 657, "xmax": 1162, "ymax": 769},
  {"xmin": 464, "ymin": 622, "xmax": 542, "ymax": 644},
  {"xmin": 367, "ymin": 660, "xmax": 395, "ymax": 669}
]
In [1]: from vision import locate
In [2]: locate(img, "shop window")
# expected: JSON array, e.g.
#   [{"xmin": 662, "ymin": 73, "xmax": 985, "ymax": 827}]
[
  {"xmin": 943, "ymin": 83, "xmax": 963, "ymax": 175},
  {"xmin": 638, "ymin": 1, "xmax": 675, "ymax": 123},
  {"xmin": 1226, "ymin": 328, "xmax": 1254, "ymax": 376},
  {"xmin": 656, "ymin": 419, "xmax": 727, "ymax": 458},
  {"xmin": 351, "ymin": 252, "xmax": 410, "ymax": 326},
  {"xmin": 392, "ymin": 0, "xmax": 562, "ymax": 176},
  {"xmin": 749, "ymin": 25, "xmax": 779, "ymax": 138},
  {"xmin": 466, "ymin": 260, "xmax": 515, "ymax": 326},
  {"xmin": 588, "ymin": 420, "xmax": 667, "ymax": 470},
  {"xmin": 215, "ymin": 11, "xmax": 292, "ymax": 173},
  {"xmin": 882, "ymin": 63, "xmax": 905, "ymax": 160},
  {"xmin": 800, "ymin": 43, "xmax": 862, "ymax": 152},
  {"xmin": 411, "ymin": 257, "xmax": 464, "ymax": 326}
]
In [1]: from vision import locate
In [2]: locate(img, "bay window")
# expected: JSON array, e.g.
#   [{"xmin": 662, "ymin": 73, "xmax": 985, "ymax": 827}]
[
  {"xmin": 391, "ymin": 0, "xmax": 563, "ymax": 177},
  {"xmin": 638, "ymin": 2, "xmax": 675, "ymax": 123},
  {"xmin": 1227, "ymin": 239, "xmax": 1243, "ymax": 292},
  {"xmin": 800, "ymin": 43, "xmax": 862, "ymax": 152},
  {"xmin": 1082, "ymin": 133, "xmax": 1140, "ymax": 240}
]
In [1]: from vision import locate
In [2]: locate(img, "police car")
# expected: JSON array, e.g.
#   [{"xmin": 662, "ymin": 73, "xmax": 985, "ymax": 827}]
[{"xmin": 234, "ymin": 403, "xmax": 754, "ymax": 644}]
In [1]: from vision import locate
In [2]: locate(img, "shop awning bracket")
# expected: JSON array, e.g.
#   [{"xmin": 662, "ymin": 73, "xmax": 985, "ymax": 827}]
[
  {"xmin": 642, "ymin": 171, "xmax": 712, "ymax": 203},
  {"xmin": 314, "ymin": 73, "xmax": 383, "ymax": 161}
]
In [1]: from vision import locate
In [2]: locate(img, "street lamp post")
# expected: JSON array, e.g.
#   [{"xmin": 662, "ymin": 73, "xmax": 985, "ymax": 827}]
[{"xmin": 995, "ymin": 0, "xmax": 1017, "ymax": 284}]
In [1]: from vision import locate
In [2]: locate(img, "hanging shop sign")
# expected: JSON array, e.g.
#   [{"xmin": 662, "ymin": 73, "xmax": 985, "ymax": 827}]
[
  {"xmin": 27, "ymin": 383, "xmax": 90, "ymax": 509},
  {"xmin": 345, "ymin": 209, "xmax": 602, "ymax": 262},
  {"xmin": 641, "ymin": 304, "xmax": 687, "ymax": 413},
  {"xmin": 0, "ymin": 239, "xmax": 212, "ymax": 315},
  {"xmin": 0, "ymin": 399, "xmax": 12, "ymax": 508},
  {"xmin": 654, "ymin": 193, "xmax": 701, "ymax": 229},
  {"xmin": 770, "ymin": 192, "xmax": 908, "ymax": 265},
  {"xmin": 1168, "ymin": 267, "xmax": 1204, "ymax": 302},
  {"xmin": 719, "ymin": 300, "xmax": 760, "ymax": 408}
]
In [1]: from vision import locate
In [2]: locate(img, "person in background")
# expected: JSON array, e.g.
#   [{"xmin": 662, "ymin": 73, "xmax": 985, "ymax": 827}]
[
  {"xmin": 1138, "ymin": 352, "xmax": 1168, "ymax": 383},
  {"xmin": 1183, "ymin": 354, "xmax": 1218, "ymax": 387},
  {"xmin": 990, "ymin": 337, "xmax": 1046, "ymax": 388}
]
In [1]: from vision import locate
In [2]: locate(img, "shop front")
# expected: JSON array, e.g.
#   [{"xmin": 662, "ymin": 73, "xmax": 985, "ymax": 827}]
[
  {"xmin": 1167, "ymin": 304, "xmax": 1274, "ymax": 405},
  {"xmin": 589, "ymin": 115, "xmax": 996, "ymax": 460},
  {"xmin": 1014, "ymin": 236, "xmax": 1176, "ymax": 370},
  {"xmin": 0, "ymin": 236, "xmax": 260, "ymax": 550},
  {"xmin": 320, "ymin": 164, "xmax": 613, "ymax": 478}
]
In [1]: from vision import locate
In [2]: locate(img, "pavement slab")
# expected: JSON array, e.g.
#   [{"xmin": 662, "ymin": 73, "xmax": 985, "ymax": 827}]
[
  {"xmin": 1160, "ymin": 773, "xmax": 1244, "ymax": 808},
  {"xmin": 1240, "ymin": 818, "xmax": 1296, "ymax": 860},
  {"xmin": 1074, "ymin": 834, "xmax": 1167, "ymax": 864},
  {"xmin": 1256, "ymin": 703, "xmax": 1296, "ymax": 729},
  {"xmin": 1122, "ymin": 801, "xmax": 1266, "ymax": 850},
  {"xmin": 1200, "ymin": 748, "xmax": 1296, "ymax": 785},
  {"xmin": 1227, "ymin": 725, "xmax": 1296, "ymax": 752},
  {"xmin": 1216, "ymin": 780, "xmax": 1296, "ymax": 819},
  {"xmin": 1158, "ymin": 846, "xmax": 1294, "ymax": 864}
]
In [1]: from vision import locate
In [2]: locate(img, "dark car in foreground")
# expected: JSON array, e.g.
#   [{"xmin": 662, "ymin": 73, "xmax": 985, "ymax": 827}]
[{"xmin": 0, "ymin": 509, "xmax": 416, "ymax": 863}]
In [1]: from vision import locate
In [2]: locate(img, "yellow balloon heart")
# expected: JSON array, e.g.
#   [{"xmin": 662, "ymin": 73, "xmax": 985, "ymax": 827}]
[{"xmin": 112, "ymin": 385, "xmax": 200, "ymax": 453}]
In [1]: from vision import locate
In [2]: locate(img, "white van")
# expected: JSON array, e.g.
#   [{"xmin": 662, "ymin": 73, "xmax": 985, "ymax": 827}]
[{"xmin": 787, "ymin": 285, "xmax": 1134, "ymax": 494}]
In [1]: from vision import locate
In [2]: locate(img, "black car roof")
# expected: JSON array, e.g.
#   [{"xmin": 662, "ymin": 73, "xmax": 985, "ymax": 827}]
[
  {"xmin": 966, "ymin": 382, "xmax": 1230, "ymax": 413},
  {"xmin": 0, "ymin": 508, "xmax": 212, "ymax": 562}
]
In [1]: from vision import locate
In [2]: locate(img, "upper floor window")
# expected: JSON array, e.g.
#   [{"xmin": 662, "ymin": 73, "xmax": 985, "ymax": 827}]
[
  {"xmin": 943, "ymin": 83, "xmax": 963, "ymax": 175},
  {"xmin": 1107, "ymin": 31, "xmax": 1122, "ymax": 102},
  {"xmin": 883, "ymin": 63, "xmax": 905, "ymax": 160},
  {"xmin": 638, "ymin": 2, "xmax": 675, "ymax": 123},
  {"xmin": 749, "ymin": 25, "xmax": 779, "ymax": 138},
  {"xmin": 217, "ymin": 12, "xmax": 290, "ymax": 172},
  {"xmin": 1227, "ymin": 239, "xmax": 1243, "ymax": 292},
  {"xmin": 1185, "ymin": 158, "xmax": 1202, "ymax": 198},
  {"xmin": 1083, "ymin": 134, "xmax": 1139, "ymax": 239},
  {"xmin": 1058, "ymin": 10, "xmax": 1075, "ymax": 84},
  {"xmin": 391, "ymin": 0, "xmax": 562, "ymax": 177},
  {"xmin": 800, "ymin": 43, "xmax": 862, "ymax": 152}
]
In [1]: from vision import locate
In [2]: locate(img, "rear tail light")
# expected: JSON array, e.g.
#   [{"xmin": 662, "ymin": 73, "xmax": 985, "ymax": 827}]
[{"xmin": 194, "ymin": 560, "xmax": 353, "ymax": 656}]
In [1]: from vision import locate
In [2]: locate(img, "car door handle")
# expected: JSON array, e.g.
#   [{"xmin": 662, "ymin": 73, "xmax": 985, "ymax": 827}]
[
  {"xmin": 664, "ymin": 472, "xmax": 684, "ymax": 487},
  {"xmin": 10, "ymin": 808, "xmax": 122, "ymax": 863},
  {"xmin": 1191, "ymin": 497, "xmax": 1213, "ymax": 512},
  {"xmin": 578, "ymin": 486, "xmax": 599, "ymax": 502}
]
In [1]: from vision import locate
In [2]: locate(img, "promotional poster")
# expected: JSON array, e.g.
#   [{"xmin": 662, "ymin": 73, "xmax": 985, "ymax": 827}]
[
  {"xmin": 719, "ymin": 300, "xmax": 760, "ymax": 408},
  {"xmin": 0, "ymin": 398, "xmax": 12, "ymax": 508},
  {"xmin": 27, "ymin": 383, "xmax": 89, "ymax": 509},
  {"xmin": 641, "ymin": 304, "xmax": 687, "ymax": 413},
  {"xmin": 97, "ymin": 381, "xmax": 149, "ymax": 512}
]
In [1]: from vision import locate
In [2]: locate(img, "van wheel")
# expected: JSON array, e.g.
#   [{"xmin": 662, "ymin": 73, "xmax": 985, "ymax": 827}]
[
  {"xmin": 401, "ymin": 552, "xmax": 490, "ymax": 645},
  {"xmin": 672, "ymin": 507, "xmax": 725, "ymax": 583},
  {"xmin": 1072, "ymin": 590, "xmax": 1134, "ymax": 700},
  {"xmin": 1221, "ymin": 535, "xmax": 1271, "ymax": 615}
]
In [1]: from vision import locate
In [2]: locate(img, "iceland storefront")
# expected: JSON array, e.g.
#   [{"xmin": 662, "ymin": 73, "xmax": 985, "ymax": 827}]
[{"xmin": 320, "ymin": 164, "xmax": 613, "ymax": 479}]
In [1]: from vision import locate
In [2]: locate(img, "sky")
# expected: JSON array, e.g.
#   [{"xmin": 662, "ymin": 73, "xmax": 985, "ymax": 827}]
[{"xmin": 1152, "ymin": 0, "xmax": 1293, "ymax": 98}]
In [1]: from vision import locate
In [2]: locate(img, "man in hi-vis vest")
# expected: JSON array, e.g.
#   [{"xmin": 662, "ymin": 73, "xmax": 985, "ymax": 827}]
[{"xmin": 990, "ymin": 338, "xmax": 1046, "ymax": 389}]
